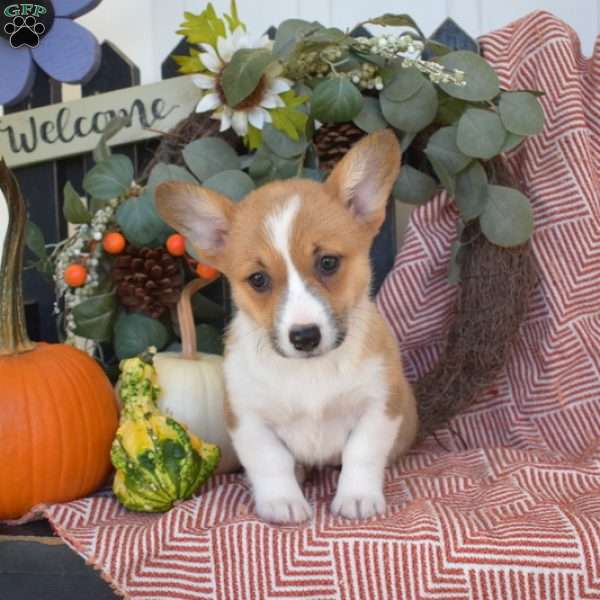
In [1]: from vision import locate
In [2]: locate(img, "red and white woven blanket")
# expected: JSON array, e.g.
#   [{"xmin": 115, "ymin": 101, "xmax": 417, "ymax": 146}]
[{"xmin": 44, "ymin": 12, "xmax": 600, "ymax": 599}]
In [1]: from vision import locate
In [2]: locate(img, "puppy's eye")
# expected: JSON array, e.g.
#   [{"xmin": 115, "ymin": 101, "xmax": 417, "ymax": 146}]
[
  {"xmin": 317, "ymin": 255, "xmax": 340, "ymax": 276},
  {"xmin": 248, "ymin": 271, "xmax": 270, "ymax": 292}
]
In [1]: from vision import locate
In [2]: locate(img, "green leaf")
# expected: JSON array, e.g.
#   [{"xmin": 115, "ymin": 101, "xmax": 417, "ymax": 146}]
[
  {"xmin": 501, "ymin": 132, "xmax": 525, "ymax": 153},
  {"xmin": 249, "ymin": 149, "xmax": 273, "ymax": 179},
  {"xmin": 183, "ymin": 138, "xmax": 241, "ymax": 181},
  {"xmin": 380, "ymin": 78, "xmax": 438, "ymax": 132},
  {"xmin": 498, "ymin": 91, "xmax": 544, "ymax": 136},
  {"xmin": 392, "ymin": 165, "xmax": 438, "ymax": 205},
  {"xmin": 221, "ymin": 48, "xmax": 275, "ymax": 107},
  {"xmin": 456, "ymin": 108, "xmax": 506, "ymax": 159},
  {"xmin": 361, "ymin": 13, "xmax": 424, "ymax": 36},
  {"xmin": 203, "ymin": 170, "xmax": 255, "ymax": 202},
  {"xmin": 428, "ymin": 157, "xmax": 456, "ymax": 195},
  {"xmin": 480, "ymin": 185, "xmax": 534, "ymax": 247},
  {"xmin": 147, "ymin": 162, "xmax": 198, "ymax": 188},
  {"xmin": 116, "ymin": 191, "xmax": 166, "ymax": 246},
  {"xmin": 192, "ymin": 294, "xmax": 225, "ymax": 322},
  {"xmin": 436, "ymin": 93, "xmax": 467, "ymax": 125},
  {"xmin": 454, "ymin": 161, "xmax": 488, "ymax": 221},
  {"xmin": 93, "ymin": 116, "xmax": 131, "ymax": 163},
  {"xmin": 177, "ymin": 4, "xmax": 226, "ymax": 47},
  {"xmin": 114, "ymin": 312, "xmax": 170, "ymax": 360},
  {"xmin": 303, "ymin": 27, "xmax": 347, "ymax": 47},
  {"xmin": 424, "ymin": 126, "xmax": 471, "ymax": 174},
  {"xmin": 195, "ymin": 324, "xmax": 224, "ymax": 355},
  {"xmin": 270, "ymin": 106, "xmax": 308, "ymax": 141},
  {"xmin": 425, "ymin": 39, "xmax": 451, "ymax": 57},
  {"xmin": 311, "ymin": 79, "xmax": 364, "ymax": 123},
  {"xmin": 83, "ymin": 155, "xmax": 133, "ymax": 200},
  {"xmin": 262, "ymin": 123, "xmax": 307, "ymax": 158},
  {"xmin": 224, "ymin": 0, "xmax": 245, "ymax": 33},
  {"xmin": 353, "ymin": 97, "xmax": 388, "ymax": 133},
  {"xmin": 301, "ymin": 168, "xmax": 325, "ymax": 182},
  {"xmin": 273, "ymin": 19, "xmax": 321, "ymax": 59},
  {"xmin": 438, "ymin": 51, "xmax": 500, "ymax": 102},
  {"xmin": 25, "ymin": 220, "xmax": 47, "ymax": 260},
  {"xmin": 73, "ymin": 292, "xmax": 117, "ymax": 342},
  {"xmin": 382, "ymin": 67, "xmax": 425, "ymax": 102},
  {"xmin": 448, "ymin": 238, "xmax": 466, "ymax": 284},
  {"xmin": 63, "ymin": 182, "xmax": 91, "ymax": 224}
]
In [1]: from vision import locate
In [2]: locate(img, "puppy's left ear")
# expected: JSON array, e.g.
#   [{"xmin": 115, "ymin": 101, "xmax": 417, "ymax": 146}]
[{"xmin": 325, "ymin": 129, "xmax": 401, "ymax": 232}]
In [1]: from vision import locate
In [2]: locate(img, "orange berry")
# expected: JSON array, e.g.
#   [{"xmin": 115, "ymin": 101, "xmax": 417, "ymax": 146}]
[
  {"xmin": 103, "ymin": 231, "xmax": 126, "ymax": 255},
  {"xmin": 64, "ymin": 264, "xmax": 87, "ymax": 288},
  {"xmin": 166, "ymin": 233, "xmax": 186, "ymax": 256},
  {"xmin": 196, "ymin": 263, "xmax": 219, "ymax": 280}
]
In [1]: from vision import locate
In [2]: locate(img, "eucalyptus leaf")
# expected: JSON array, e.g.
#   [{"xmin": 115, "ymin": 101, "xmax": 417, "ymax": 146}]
[
  {"xmin": 73, "ymin": 292, "xmax": 117, "ymax": 342},
  {"xmin": 438, "ymin": 50, "xmax": 500, "ymax": 102},
  {"xmin": 380, "ymin": 78, "xmax": 438, "ymax": 132},
  {"xmin": 148, "ymin": 162, "xmax": 198, "ymax": 188},
  {"xmin": 362, "ymin": 13, "xmax": 424, "ymax": 36},
  {"xmin": 382, "ymin": 67, "xmax": 425, "ymax": 102},
  {"xmin": 273, "ymin": 19, "xmax": 321, "ymax": 58},
  {"xmin": 501, "ymin": 132, "xmax": 525, "ymax": 153},
  {"xmin": 249, "ymin": 149, "xmax": 273, "ymax": 179},
  {"xmin": 263, "ymin": 123, "xmax": 307, "ymax": 158},
  {"xmin": 392, "ymin": 164, "xmax": 437, "ymax": 205},
  {"xmin": 436, "ymin": 93, "xmax": 467, "ymax": 125},
  {"xmin": 83, "ymin": 154, "xmax": 133, "ymax": 200},
  {"xmin": 456, "ymin": 108, "xmax": 506, "ymax": 159},
  {"xmin": 203, "ymin": 170, "xmax": 255, "ymax": 202},
  {"xmin": 114, "ymin": 312, "xmax": 170, "ymax": 359},
  {"xmin": 448, "ymin": 239, "xmax": 466, "ymax": 284},
  {"xmin": 63, "ymin": 181, "xmax": 90, "ymax": 224},
  {"xmin": 116, "ymin": 191, "xmax": 166, "ymax": 246},
  {"xmin": 352, "ymin": 97, "xmax": 388, "ymax": 133},
  {"xmin": 183, "ymin": 138, "xmax": 240, "ymax": 181},
  {"xmin": 301, "ymin": 168, "xmax": 325, "ymax": 182},
  {"xmin": 428, "ymin": 157, "xmax": 455, "ymax": 195},
  {"xmin": 192, "ymin": 294, "xmax": 225, "ymax": 322},
  {"xmin": 304, "ymin": 27, "xmax": 346, "ymax": 46},
  {"xmin": 480, "ymin": 185, "xmax": 534, "ymax": 247},
  {"xmin": 311, "ymin": 78, "xmax": 363, "ymax": 123},
  {"xmin": 195, "ymin": 324, "xmax": 224, "ymax": 355},
  {"xmin": 454, "ymin": 161, "xmax": 488, "ymax": 220},
  {"xmin": 498, "ymin": 91, "xmax": 544, "ymax": 136},
  {"xmin": 25, "ymin": 220, "xmax": 46, "ymax": 260},
  {"xmin": 93, "ymin": 116, "xmax": 131, "ymax": 163},
  {"xmin": 424, "ymin": 126, "xmax": 470, "ymax": 174},
  {"xmin": 221, "ymin": 48, "xmax": 275, "ymax": 107}
]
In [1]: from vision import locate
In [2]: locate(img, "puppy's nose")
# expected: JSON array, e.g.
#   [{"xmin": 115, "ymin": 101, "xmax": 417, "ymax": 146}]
[{"xmin": 289, "ymin": 325, "xmax": 321, "ymax": 352}]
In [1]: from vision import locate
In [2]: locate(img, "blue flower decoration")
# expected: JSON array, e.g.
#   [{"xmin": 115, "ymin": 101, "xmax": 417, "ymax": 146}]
[{"xmin": 0, "ymin": 0, "xmax": 102, "ymax": 106}]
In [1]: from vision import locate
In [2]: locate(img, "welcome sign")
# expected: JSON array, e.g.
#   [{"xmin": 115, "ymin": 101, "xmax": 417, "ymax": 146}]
[{"xmin": 0, "ymin": 75, "xmax": 200, "ymax": 168}]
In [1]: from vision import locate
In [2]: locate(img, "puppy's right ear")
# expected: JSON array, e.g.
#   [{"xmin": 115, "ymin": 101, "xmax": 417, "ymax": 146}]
[{"xmin": 155, "ymin": 182, "xmax": 235, "ymax": 268}]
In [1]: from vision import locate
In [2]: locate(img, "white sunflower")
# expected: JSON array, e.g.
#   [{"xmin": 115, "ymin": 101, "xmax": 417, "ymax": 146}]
[{"xmin": 193, "ymin": 27, "xmax": 292, "ymax": 136}]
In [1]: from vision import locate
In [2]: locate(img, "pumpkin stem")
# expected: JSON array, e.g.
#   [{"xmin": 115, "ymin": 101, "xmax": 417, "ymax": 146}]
[
  {"xmin": 0, "ymin": 160, "xmax": 35, "ymax": 356},
  {"xmin": 177, "ymin": 276, "xmax": 218, "ymax": 360}
]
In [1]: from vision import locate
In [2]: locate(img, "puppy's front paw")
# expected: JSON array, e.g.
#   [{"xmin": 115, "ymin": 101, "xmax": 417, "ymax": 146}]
[
  {"xmin": 255, "ymin": 495, "xmax": 312, "ymax": 524},
  {"xmin": 331, "ymin": 491, "xmax": 385, "ymax": 520}
]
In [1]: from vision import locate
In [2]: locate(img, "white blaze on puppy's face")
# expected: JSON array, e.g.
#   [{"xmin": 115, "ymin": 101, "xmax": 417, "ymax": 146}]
[{"xmin": 264, "ymin": 195, "xmax": 337, "ymax": 358}]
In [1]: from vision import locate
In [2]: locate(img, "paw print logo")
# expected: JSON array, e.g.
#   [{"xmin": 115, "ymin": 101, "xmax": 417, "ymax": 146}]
[{"xmin": 4, "ymin": 14, "xmax": 45, "ymax": 48}]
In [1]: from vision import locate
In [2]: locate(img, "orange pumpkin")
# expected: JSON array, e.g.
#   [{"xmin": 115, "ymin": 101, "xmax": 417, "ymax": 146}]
[{"xmin": 0, "ymin": 160, "xmax": 119, "ymax": 520}]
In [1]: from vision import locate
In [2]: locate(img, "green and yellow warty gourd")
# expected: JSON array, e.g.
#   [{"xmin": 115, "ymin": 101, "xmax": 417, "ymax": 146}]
[{"xmin": 111, "ymin": 352, "xmax": 220, "ymax": 512}]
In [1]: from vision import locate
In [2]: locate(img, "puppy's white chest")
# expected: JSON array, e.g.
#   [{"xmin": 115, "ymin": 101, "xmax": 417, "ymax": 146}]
[{"xmin": 226, "ymin": 317, "xmax": 387, "ymax": 466}]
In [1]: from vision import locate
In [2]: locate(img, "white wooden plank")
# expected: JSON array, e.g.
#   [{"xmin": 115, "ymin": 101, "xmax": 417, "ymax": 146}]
[
  {"xmin": 76, "ymin": 0, "xmax": 155, "ymax": 83},
  {"xmin": 297, "ymin": 0, "xmax": 331, "ymax": 26},
  {"xmin": 329, "ymin": 0, "xmax": 450, "ymax": 38},
  {"xmin": 446, "ymin": 0, "xmax": 482, "ymax": 40}
]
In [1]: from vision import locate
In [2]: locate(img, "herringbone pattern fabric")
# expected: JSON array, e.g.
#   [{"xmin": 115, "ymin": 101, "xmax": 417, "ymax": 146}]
[{"xmin": 43, "ymin": 12, "xmax": 600, "ymax": 599}]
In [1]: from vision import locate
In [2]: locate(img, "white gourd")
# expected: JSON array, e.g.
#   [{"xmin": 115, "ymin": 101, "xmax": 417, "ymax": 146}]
[{"xmin": 155, "ymin": 278, "xmax": 240, "ymax": 474}]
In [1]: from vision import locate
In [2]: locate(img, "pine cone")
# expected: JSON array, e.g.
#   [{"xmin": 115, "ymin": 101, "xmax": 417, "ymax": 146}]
[
  {"xmin": 112, "ymin": 245, "xmax": 184, "ymax": 319},
  {"xmin": 313, "ymin": 122, "xmax": 366, "ymax": 174}
]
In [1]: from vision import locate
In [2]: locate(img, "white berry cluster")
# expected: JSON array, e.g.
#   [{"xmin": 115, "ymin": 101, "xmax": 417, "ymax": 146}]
[
  {"xmin": 352, "ymin": 33, "xmax": 424, "ymax": 59},
  {"xmin": 53, "ymin": 198, "xmax": 119, "ymax": 343},
  {"xmin": 402, "ymin": 57, "xmax": 466, "ymax": 85}
]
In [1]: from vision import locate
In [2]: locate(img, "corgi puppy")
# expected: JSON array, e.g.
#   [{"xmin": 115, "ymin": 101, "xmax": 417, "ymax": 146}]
[{"xmin": 156, "ymin": 130, "xmax": 417, "ymax": 523}]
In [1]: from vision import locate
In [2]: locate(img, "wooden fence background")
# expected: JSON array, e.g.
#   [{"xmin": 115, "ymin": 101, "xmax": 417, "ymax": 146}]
[{"xmin": 4, "ymin": 21, "xmax": 476, "ymax": 343}]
